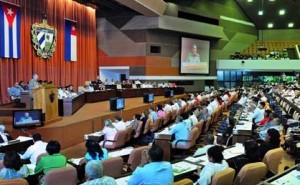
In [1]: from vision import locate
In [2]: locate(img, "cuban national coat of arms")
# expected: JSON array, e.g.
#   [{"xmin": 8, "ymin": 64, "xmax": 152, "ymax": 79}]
[{"xmin": 31, "ymin": 20, "xmax": 57, "ymax": 59}]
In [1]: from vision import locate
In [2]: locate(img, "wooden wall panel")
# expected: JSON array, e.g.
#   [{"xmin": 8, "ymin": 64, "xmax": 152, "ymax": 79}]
[
  {"xmin": 146, "ymin": 56, "xmax": 172, "ymax": 67},
  {"xmin": 146, "ymin": 67, "xmax": 179, "ymax": 76}
]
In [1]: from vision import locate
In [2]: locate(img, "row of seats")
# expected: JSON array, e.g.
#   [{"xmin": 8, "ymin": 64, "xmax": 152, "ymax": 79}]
[
  {"xmin": 230, "ymin": 40, "xmax": 300, "ymax": 59},
  {"xmin": 174, "ymin": 147, "xmax": 284, "ymax": 185}
]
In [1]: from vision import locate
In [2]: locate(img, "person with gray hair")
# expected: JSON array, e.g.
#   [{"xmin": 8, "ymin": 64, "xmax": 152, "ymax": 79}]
[
  {"xmin": 29, "ymin": 73, "xmax": 39, "ymax": 90},
  {"xmin": 81, "ymin": 160, "xmax": 116, "ymax": 185},
  {"xmin": 100, "ymin": 119, "xmax": 117, "ymax": 147},
  {"xmin": 0, "ymin": 124, "xmax": 12, "ymax": 143}
]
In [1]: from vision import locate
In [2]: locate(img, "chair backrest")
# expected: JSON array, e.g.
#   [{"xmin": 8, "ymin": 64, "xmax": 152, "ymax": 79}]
[
  {"xmin": 0, "ymin": 160, "xmax": 4, "ymax": 170},
  {"xmin": 234, "ymin": 162, "xmax": 267, "ymax": 185},
  {"xmin": 174, "ymin": 127, "xmax": 198, "ymax": 149},
  {"xmin": 171, "ymin": 109, "xmax": 178, "ymax": 120},
  {"xmin": 44, "ymin": 165, "xmax": 77, "ymax": 185},
  {"xmin": 163, "ymin": 111, "xmax": 171, "ymax": 125},
  {"xmin": 133, "ymin": 121, "xmax": 143, "ymax": 138},
  {"xmin": 211, "ymin": 167, "xmax": 235, "ymax": 185},
  {"xmin": 104, "ymin": 129, "xmax": 127, "ymax": 149},
  {"xmin": 127, "ymin": 146, "xmax": 149, "ymax": 171},
  {"xmin": 172, "ymin": 178, "xmax": 193, "ymax": 185},
  {"xmin": 125, "ymin": 126, "xmax": 133, "ymax": 143},
  {"xmin": 0, "ymin": 178, "xmax": 29, "ymax": 185},
  {"xmin": 204, "ymin": 117, "xmax": 212, "ymax": 133},
  {"xmin": 193, "ymin": 120, "xmax": 204, "ymax": 139},
  {"xmin": 262, "ymin": 148, "xmax": 284, "ymax": 174},
  {"xmin": 36, "ymin": 153, "xmax": 48, "ymax": 165},
  {"xmin": 150, "ymin": 117, "xmax": 163, "ymax": 132},
  {"xmin": 102, "ymin": 157, "xmax": 123, "ymax": 178},
  {"xmin": 143, "ymin": 118, "xmax": 152, "ymax": 135}
]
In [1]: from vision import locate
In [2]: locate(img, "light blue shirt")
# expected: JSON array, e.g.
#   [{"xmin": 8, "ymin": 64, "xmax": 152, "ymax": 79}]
[
  {"xmin": 81, "ymin": 176, "xmax": 117, "ymax": 185},
  {"xmin": 169, "ymin": 122, "xmax": 190, "ymax": 146},
  {"xmin": 252, "ymin": 108, "xmax": 265, "ymax": 123},
  {"xmin": 198, "ymin": 160, "xmax": 228, "ymax": 185},
  {"xmin": 128, "ymin": 161, "xmax": 174, "ymax": 185},
  {"xmin": 149, "ymin": 111, "xmax": 158, "ymax": 122},
  {"xmin": 259, "ymin": 125, "xmax": 281, "ymax": 140}
]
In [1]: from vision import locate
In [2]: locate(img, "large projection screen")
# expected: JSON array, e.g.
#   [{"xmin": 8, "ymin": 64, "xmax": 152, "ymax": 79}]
[{"xmin": 180, "ymin": 37, "xmax": 210, "ymax": 74}]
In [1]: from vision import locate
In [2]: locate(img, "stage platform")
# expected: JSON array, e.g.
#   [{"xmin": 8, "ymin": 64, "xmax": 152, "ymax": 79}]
[{"xmin": 0, "ymin": 94, "xmax": 187, "ymax": 149}]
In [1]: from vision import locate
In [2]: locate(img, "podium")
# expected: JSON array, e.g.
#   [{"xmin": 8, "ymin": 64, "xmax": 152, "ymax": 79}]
[{"xmin": 32, "ymin": 84, "xmax": 61, "ymax": 124}]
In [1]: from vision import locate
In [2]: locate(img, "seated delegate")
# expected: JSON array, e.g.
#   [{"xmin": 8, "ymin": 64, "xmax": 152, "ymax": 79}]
[
  {"xmin": 0, "ymin": 151, "xmax": 29, "ymax": 180},
  {"xmin": 196, "ymin": 146, "xmax": 229, "ymax": 185},
  {"xmin": 85, "ymin": 140, "xmax": 108, "ymax": 161},
  {"xmin": 34, "ymin": 140, "xmax": 67, "ymax": 183}
]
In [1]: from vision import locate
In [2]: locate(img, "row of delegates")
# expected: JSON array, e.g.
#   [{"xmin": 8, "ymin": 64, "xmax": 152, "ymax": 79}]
[
  {"xmin": 228, "ymin": 128, "xmax": 280, "ymax": 173},
  {"xmin": 7, "ymin": 82, "xmax": 25, "ymax": 99},
  {"xmin": 128, "ymin": 144, "xmax": 174, "ymax": 185}
]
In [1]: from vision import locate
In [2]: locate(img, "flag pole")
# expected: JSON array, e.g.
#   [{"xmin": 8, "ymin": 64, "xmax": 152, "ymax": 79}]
[
  {"xmin": 0, "ymin": 0, "xmax": 21, "ymax": 7},
  {"xmin": 64, "ymin": 18, "xmax": 77, "ymax": 23}
]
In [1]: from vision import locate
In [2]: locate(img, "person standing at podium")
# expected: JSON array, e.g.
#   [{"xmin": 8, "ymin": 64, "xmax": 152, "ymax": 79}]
[{"xmin": 29, "ymin": 73, "xmax": 39, "ymax": 90}]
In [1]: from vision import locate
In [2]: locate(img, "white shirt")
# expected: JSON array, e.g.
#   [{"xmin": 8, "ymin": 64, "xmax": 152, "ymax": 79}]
[
  {"xmin": 163, "ymin": 104, "xmax": 172, "ymax": 113},
  {"xmin": 198, "ymin": 160, "xmax": 229, "ymax": 185},
  {"xmin": 112, "ymin": 121, "xmax": 126, "ymax": 130},
  {"xmin": 189, "ymin": 115, "xmax": 198, "ymax": 125},
  {"xmin": 20, "ymin": 140, "xmax": 47, "ymax": 164},
  {"xmin": 238, "ymin": 96, "xmax": 248, "ymax": 106}
]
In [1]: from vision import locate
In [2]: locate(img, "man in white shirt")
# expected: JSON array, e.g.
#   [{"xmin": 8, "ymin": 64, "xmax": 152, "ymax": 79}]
[
  {"xmin": 20, "ymin": 133, "xmax": 47, "ymax": 164},
  {"xmin": 112, "ymin": 115, "xmax": 126, "ymax": 130},
  {"xmin": 163, "ymin": 102, "xmax": 172, "ymax": 113},
  {"xmin": 237, "ymin": 93, "xmax": 248, "ymax": 106}
]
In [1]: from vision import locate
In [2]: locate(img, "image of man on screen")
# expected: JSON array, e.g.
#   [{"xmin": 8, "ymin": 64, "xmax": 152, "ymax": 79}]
[
  {"xmin": 19, "ymin": 112, "xmax": 33, "ymax": 123},
  {"xmin": 185, "ymin": 44, "xmax": 201, "ymax": 63}
]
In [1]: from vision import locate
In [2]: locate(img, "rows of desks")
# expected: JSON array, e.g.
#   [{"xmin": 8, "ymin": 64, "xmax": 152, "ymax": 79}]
[{"xmin": 58, "ymin": 87, "xmax": 184, "ymax": 116}]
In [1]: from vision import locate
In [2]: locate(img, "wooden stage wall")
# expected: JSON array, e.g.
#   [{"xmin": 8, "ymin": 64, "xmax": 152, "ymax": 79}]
[{"xmin": 4, "ymin": 94, "xmax": 187, "ymax": 149}]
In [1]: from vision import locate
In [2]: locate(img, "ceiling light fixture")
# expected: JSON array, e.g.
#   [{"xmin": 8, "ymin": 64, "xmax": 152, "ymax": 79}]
[
  {"xmin": 247, "ymin": 0, "xmax": 253, "ymax": 2},
  {"xmin": 288, "ymin": 23, "xmax": 294, "ymax": 28},
  {"xmin": 279, "ymin": 10, "xmax": 285, "ymax": 15},
  {"xmin": 268, "ymin": 23, "xmax": 273, "ymax": 28},
  {"xmin": 258, "ymin": 0, "xmax": 267, "ymax": 51}
]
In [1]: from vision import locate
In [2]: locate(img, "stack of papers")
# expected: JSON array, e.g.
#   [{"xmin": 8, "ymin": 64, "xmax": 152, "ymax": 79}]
[{"xmin": 68, "ymin": 157, "xmax": 84, "ymax": 165}]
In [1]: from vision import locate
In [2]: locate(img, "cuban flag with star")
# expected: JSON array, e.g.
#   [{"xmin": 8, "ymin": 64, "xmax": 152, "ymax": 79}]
[{"xmin": 0, "ymin": 1, "xmax": 21, "ymax": 58}]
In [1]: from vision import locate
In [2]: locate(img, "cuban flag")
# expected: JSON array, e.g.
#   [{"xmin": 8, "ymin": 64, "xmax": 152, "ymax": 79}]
[
  {"xmin": 65, "ymin": 19, "xmax": 77, "ymax": 61},
  {"xmin": 0, "ymin": 2, "xmax": 21, "ymax": 58}
]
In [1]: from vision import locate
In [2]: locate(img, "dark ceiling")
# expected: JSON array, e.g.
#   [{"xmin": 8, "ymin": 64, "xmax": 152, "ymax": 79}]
[
  {"xmin": 235, "ymin": 0, "xmax": 300, "ymax": 29},
  {"xmin": 79, "ymin": 0, "xmax": 300, "ymax": 29}
]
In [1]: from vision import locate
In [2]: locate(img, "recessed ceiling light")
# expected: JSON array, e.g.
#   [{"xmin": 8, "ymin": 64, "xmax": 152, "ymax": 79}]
[
  {"xmin": 258, "ymin": 10, "xmax": 263, "ymax": 15},
  {"xmin": 247, "ymin": 0, "xmax": 253, "ymax": 2},
  {"xmin": 269, "ymin": 0, "xmax": 275, "ymax": 2},
  {"xmin": 279, "ymin": 10, "xmax": 285, "ymax": 15},
  {"xmin": 288, "ymin": 23, "xmax": 294, "ymax": 28},
  {"xmin": 268, "ymin": 23, "xmax": 273, "ymax": 28}
]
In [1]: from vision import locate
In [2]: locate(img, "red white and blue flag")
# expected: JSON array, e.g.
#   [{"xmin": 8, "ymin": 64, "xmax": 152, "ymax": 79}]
[
  {"xmin": 65, "ymin": 19, "xmax": 77, "ymax": 61},
  {"xmin": 0, "ymin": 2, "xmax": 21, "ymax": 58}
]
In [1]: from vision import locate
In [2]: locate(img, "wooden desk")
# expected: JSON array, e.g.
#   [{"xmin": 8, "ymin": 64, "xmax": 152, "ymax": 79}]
[
  {"xmin": 58, "ymin": 94, "xmax": 85, "ymax": 116},
  {"xmin": 264, "ymin": 165, "xmax": 300, "ymax": 185},
  {"xmin": 0, "ymin": 136, "xmax": 33, "ymax": 153},
  {"xmin": 85, "ymin": 90, "xmax": 117, "ymax": 103}
]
